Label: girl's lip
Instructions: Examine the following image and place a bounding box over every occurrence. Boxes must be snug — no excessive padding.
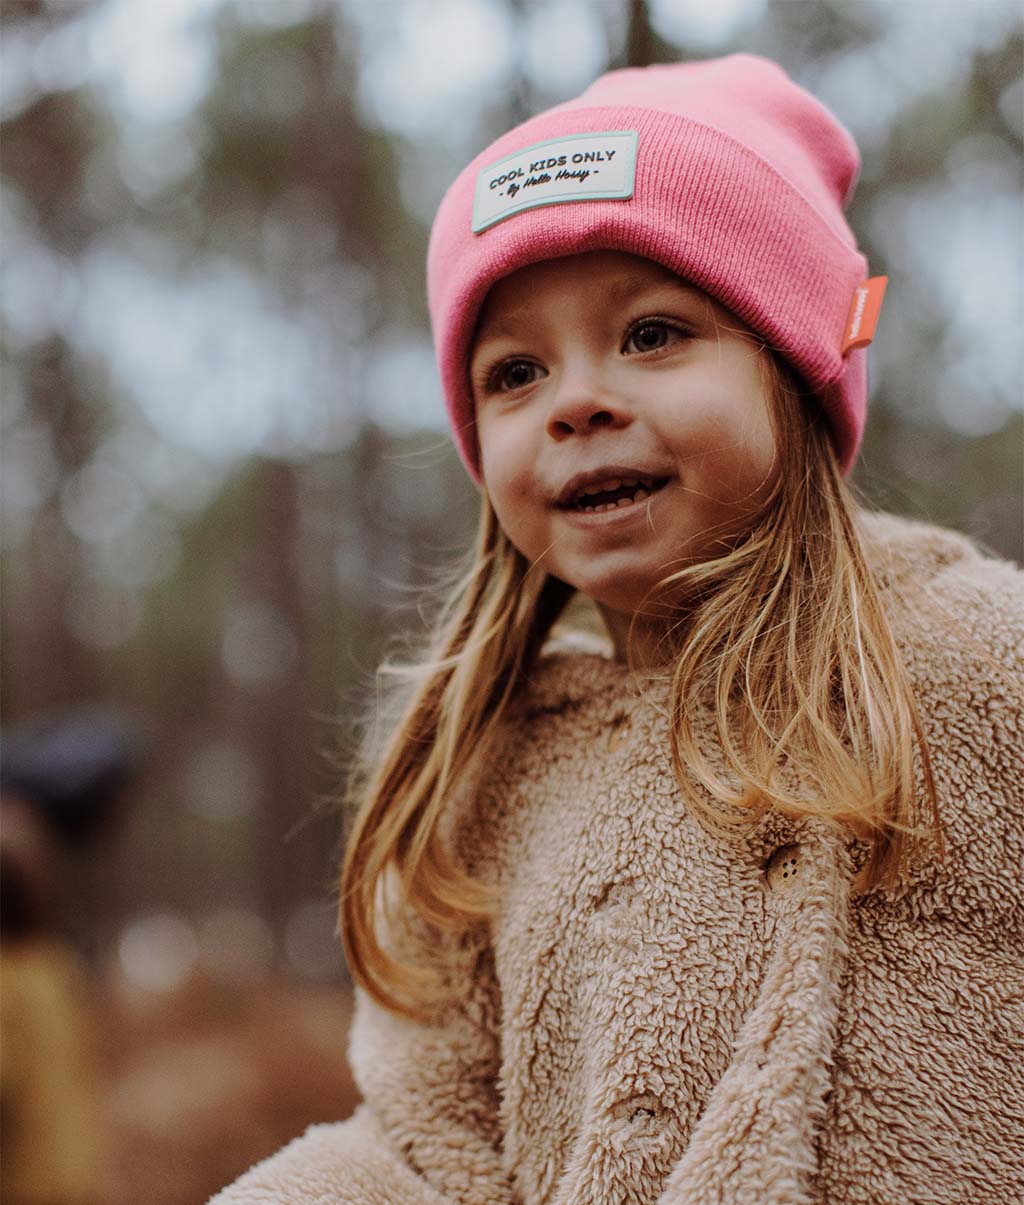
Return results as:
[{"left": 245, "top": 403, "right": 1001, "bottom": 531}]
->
[{"left": 556, "top": 480, "right": 669, "bottom": 528}]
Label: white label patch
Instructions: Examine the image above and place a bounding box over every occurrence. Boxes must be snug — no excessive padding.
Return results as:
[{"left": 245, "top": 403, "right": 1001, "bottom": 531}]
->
[{"left": 472, "top": 130, "right": 638, "bottom": 234}]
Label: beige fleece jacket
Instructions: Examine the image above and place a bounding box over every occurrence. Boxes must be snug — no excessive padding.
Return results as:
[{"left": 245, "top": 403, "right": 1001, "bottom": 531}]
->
[{"left": 211, "top": 510, "right": 1024, "bottom": 1205}]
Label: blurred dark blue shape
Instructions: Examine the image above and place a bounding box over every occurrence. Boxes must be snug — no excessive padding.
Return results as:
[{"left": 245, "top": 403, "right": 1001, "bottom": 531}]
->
[{"left": 1, "top": 703, "right": 149, "bottom": 848}]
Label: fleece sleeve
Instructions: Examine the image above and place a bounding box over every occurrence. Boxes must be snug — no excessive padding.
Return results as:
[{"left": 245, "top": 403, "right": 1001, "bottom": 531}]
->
[
  {"left": 206, "top": 1105, "right": 470, "bottom": 1205},
  {"left": 208, "top": 925, "right": 516, "bottom": 1205}
]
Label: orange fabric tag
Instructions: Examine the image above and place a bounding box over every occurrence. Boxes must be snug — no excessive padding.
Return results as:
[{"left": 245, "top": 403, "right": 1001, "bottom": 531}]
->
[{"left": 841, "top": 276, "right": 888, "bottom": 355}]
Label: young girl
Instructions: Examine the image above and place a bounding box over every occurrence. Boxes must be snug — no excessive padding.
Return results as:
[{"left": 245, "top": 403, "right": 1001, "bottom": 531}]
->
[{"left": 213, "top": 53, "right": 1023, "bottom": 1205}]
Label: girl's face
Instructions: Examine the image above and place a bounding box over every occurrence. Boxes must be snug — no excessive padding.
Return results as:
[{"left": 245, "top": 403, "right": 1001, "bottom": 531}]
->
[{"left": 469, "top": 250, "right": 779, "bottom": 642}]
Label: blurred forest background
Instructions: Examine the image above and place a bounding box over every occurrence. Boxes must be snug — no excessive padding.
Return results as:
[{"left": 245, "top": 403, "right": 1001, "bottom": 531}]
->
[{"left": 1, "top": 0, "right": 1022, "bottom": 1201}]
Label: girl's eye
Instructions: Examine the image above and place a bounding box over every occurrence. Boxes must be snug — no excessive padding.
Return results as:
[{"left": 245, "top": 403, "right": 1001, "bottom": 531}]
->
[
  {"left": 624, "top": 319, "right": 688, "bottom": 355},
  {"left": 497, "top": 360, "right": 540, "bottom": 391},
  {"left": 476, "top": 358, "right": 542, "bottom": 396}
]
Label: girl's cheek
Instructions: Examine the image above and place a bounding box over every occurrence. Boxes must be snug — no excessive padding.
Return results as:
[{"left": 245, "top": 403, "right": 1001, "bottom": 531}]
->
[
  {"left": 657, "top": 407, "right": 719, "bottom": 452},
  {"left": 479, "top": 438, "right": 523, "bottom": 502}
]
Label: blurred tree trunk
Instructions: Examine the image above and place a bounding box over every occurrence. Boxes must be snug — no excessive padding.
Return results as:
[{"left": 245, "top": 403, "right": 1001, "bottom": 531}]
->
[
  {"left": 6, "top": 338, "right": 95, "bottom": 713},
  {"left": 244, "top": 459, "right": 309, "bottom": 925},
  {"left": 625, "top": 0, "right": 657, "bottom": 66}
]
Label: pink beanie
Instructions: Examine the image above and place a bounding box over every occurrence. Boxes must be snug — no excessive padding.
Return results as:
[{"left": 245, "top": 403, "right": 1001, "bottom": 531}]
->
[{"left": 427, "top": 53, "right": 886, "bottom": 485}]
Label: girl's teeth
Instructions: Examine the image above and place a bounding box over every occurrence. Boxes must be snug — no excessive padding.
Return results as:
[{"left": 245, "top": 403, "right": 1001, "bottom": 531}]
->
[
  {"left": 580, "top": 487, "right": 653, "bottom": 513},
  {"left": 575, "top": 476, "right": 660, "bottom": 506}
]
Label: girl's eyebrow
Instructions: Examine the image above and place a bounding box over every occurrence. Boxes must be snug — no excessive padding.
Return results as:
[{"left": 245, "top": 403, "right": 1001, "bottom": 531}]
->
[
  {"left": 473, "top": 274, "right": 702, "bottom": 347},
  {"left": 606, "top": 272, "right": 702, "bottom": 307}
]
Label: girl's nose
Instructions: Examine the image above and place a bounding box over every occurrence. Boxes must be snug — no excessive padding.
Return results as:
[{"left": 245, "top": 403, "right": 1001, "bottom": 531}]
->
[{"left": 545, "top": 370, "right": 632, "bottom": 443}]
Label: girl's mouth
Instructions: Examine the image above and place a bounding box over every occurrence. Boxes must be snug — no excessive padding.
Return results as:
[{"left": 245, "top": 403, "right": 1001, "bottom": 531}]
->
[
  {"left": 557, "top": 476, "right": 670, "bottom": 526},
  {"left": 562, "top": 476, "right": 670, "bottom": 513}
]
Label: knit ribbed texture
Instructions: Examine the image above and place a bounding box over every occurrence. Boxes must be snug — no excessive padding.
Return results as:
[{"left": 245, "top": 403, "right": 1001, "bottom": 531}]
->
[{"left": 427, "top": 54, "right": 873, "bottom": 484}]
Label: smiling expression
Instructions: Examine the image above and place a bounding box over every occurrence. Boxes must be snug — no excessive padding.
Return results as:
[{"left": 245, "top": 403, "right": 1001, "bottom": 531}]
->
[{"left": 468, "top": 250, "right": 780, "bottom": 622}]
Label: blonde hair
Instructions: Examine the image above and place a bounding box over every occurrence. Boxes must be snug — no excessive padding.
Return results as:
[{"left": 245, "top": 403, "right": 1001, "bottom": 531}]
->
[{"left": 337, "top": 348, "right": 945, "bottom": 1023}]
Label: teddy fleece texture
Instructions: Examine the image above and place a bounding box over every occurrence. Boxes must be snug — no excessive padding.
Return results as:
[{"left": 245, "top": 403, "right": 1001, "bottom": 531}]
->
[{"left": 211, "top": 509, "right": 1024, "bottom": 1205}]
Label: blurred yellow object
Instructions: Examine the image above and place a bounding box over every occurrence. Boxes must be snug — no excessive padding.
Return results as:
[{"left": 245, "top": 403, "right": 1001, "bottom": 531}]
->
[{"left": 1, "top": 937, "right": 108, "bottom": 1205}]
